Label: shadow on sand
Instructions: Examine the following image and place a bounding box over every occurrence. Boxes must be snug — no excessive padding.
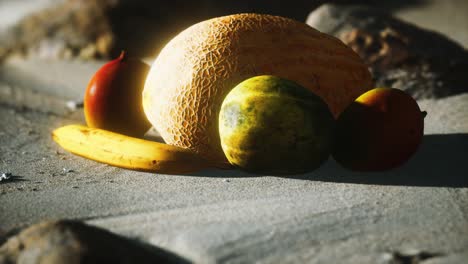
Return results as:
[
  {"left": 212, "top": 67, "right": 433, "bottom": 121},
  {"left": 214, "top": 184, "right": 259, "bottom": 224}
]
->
[
  {"left": 193, "top": 134, "right": 468, "bottom": 188},
  {"left": 0, "top": 175, "right": 29, "bottom": 184}
]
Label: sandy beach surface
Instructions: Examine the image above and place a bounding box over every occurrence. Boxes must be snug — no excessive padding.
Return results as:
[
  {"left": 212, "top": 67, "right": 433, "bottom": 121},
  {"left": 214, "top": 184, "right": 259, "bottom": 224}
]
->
[{"left": 1, "top": 2, "right": 468, "bottom": 263}]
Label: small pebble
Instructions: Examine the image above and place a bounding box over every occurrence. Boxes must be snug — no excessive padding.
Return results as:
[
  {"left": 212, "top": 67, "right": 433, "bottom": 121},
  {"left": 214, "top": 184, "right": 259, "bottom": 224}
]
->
[
  {"left": 378, "top": 252, "right": 394, "bottom": 263},
  {"left": 223, "top": 179, "right": 231, "bottom": 183},
  {"left": 0, "top": 172, "right": 13, "bottom": 182},
  {"left": 63, "top": 168, "right": 74, "bottom": 173},
  {"left": 396, "top": 248, "right": 423, "bottom": 257},
  {"left": 66, "top": 100, "right": 84, "bottom": 111}
]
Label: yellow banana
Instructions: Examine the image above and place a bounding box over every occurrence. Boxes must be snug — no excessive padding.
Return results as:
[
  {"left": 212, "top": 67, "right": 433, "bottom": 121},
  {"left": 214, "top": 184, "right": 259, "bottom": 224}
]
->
[{"left": 52, "top": 124, "right": 215, "bottom": 174}]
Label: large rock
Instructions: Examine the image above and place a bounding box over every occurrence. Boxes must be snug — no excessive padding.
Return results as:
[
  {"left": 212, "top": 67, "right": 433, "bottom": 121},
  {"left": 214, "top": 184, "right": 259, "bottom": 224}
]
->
[
  {"left": 0, "top": 220, "right": 188, "bottom": 264},
  {"left": 0, "top": 0, "right": 372, "bottom": 61},
  {"left": 307, "top": 4, "right": 468, "bottom": 99},
  {"left": 0, "top": 0, "right": 114, "bottom": 61}
]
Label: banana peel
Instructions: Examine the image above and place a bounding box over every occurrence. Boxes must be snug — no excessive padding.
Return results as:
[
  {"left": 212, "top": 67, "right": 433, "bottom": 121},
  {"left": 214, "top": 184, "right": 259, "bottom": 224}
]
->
[{"left": 52, "top": 124, "right": 219, "bottom": 174}]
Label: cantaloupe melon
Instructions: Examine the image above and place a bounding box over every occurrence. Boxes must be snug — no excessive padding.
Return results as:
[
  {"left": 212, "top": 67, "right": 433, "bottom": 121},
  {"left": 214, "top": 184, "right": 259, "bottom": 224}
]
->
[{"left": 143, "top": 13, "right": 372, "bottom": 164}]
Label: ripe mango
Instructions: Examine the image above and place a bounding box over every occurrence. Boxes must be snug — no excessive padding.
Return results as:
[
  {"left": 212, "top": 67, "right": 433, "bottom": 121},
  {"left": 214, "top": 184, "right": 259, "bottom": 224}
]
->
[
  {"left": 84, "top": 51, "right": 151, "bottom": 137},
  {"left": 333, "top": 88, "right": 426, "bottom": 171}
]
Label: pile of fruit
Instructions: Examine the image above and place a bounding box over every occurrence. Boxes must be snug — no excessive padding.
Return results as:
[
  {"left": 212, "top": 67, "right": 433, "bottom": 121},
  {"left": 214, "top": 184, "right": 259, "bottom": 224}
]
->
[{"left": 53, "top": 14, "right": 426, "bottom": 175}]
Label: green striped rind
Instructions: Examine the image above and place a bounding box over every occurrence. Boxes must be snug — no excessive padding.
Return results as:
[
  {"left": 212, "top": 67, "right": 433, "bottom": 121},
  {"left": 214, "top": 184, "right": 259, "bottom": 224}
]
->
[{"left": 219, "top": 75, "right": 335, "bottom": 175}]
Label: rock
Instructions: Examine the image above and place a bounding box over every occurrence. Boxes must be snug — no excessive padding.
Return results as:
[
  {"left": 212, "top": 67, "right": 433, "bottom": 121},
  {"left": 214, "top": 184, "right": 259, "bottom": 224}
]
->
[
  {"left": 0, "top": 0, "right": 372, "bottom": 61},
  {"left": 0, "top": 220, "right": 188, "bottom": 264},
  {"left": 0, "top": 0, "right": 114, "bottom": 61},
  {"left": 307, "top": 4, "right": 468, "bottom": 99}
]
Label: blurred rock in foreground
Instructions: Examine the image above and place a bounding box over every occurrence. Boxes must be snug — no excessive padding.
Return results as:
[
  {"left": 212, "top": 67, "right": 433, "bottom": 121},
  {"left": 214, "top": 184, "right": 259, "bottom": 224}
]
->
[
  {"left": 0, "top": 220, "right": 188, "bottom": 264},
  {"left": 307, "top": 4, "right": 468, "bottom": 99}
]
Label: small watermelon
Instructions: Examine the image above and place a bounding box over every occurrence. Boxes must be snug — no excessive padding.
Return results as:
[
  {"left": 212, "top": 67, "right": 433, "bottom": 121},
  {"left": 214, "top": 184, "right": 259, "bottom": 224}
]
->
[{"left": 219, "top": 75, "right": 335, "bottom": 175}]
